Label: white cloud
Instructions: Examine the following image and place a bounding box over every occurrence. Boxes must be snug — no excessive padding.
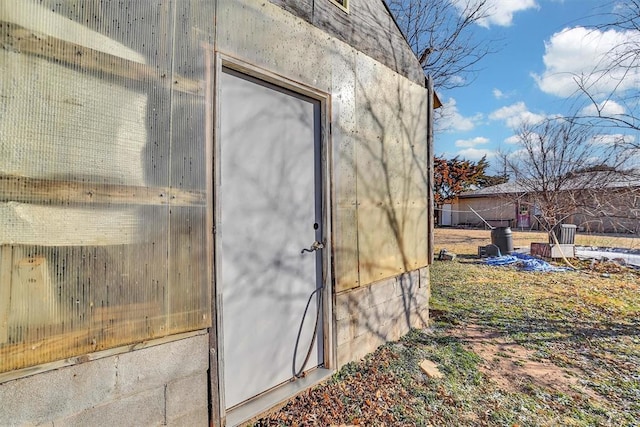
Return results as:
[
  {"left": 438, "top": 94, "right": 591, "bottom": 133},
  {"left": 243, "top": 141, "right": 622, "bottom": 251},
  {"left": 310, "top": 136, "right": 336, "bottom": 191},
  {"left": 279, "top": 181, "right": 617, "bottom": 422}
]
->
[
  {"left": 455, "top": 136, "right": 490, "bottom": 148},
  {"left": 493, "top": 88, "right": 516, "bottom": 100},
  {"left": 453, "top": 0, "right": 539, "bottom": 28},
  {"left": 436, "top": 97, "right": 483, "bottom": 132},
  {"left": 533, "top": 26, "right": 640, "bottom": 97},
  {"left": 504, "top": 135, "right": 522, "bottom": 144},
  {"left": 449, "top": 75, "right": 466, "bottom": 87},
  {"left": 489, "top": 102, "right": 546, "bottom": 128},
  {"left": 507, "top": 147, "right": 527, "bottom": 159},
  {"left": 590, "top": 133, "right": 636, "bottom": 145},
  {"left": 507, "top": 144, "right": 544, "bottom": 161},
  {"left": 457, "top": 147, "right": 496, "bottom": 161},
  {"left": 581, "top": 100, "right": 625, "bottom": 116},
  {"left": 439, "top": 136, "right": 496, "bottom": 161}
]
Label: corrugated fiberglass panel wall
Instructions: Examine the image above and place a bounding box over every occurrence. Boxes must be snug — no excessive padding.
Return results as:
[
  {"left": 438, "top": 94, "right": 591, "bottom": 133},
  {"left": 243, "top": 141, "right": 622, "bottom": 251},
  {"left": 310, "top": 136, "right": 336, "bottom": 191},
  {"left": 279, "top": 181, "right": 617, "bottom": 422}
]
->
[{"left": 0, "top": 0, "right": 213, "bottom": 374}]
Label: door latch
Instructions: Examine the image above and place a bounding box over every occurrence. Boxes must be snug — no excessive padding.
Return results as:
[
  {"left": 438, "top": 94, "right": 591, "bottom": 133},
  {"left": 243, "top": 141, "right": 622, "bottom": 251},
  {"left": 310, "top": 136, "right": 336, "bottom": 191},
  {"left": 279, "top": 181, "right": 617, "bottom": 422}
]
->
[{"left": 301, "top": 241, "right": 324, "bottom": 254}]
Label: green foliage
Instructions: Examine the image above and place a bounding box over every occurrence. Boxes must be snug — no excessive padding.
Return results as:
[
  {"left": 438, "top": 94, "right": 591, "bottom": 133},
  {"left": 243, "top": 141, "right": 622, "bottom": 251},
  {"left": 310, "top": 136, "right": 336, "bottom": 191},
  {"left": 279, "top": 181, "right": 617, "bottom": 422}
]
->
[{"left": 433, "top": 155, "right": 507, "bottom": 206}]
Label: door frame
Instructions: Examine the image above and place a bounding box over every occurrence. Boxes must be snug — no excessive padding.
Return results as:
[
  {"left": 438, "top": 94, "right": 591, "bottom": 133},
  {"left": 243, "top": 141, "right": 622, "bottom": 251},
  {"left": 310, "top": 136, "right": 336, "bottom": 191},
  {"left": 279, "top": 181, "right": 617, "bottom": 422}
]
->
[{"left": 211, "top": 53, "right": 334, "bottom": 423}]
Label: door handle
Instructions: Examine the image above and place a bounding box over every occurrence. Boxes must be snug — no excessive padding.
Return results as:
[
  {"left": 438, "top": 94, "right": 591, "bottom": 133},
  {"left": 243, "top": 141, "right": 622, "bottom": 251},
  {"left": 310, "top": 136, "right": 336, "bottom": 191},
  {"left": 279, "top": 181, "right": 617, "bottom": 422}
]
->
[{"left": 301, "top": 241, "right": 324, "bottom": 254}]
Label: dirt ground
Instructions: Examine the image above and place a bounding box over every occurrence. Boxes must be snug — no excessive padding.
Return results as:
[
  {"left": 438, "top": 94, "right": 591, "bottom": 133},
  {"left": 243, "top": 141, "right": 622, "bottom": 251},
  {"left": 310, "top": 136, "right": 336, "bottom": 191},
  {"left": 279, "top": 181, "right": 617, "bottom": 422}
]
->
[{"left": 444, "top": 322, "right": 602, "bottom": 403}]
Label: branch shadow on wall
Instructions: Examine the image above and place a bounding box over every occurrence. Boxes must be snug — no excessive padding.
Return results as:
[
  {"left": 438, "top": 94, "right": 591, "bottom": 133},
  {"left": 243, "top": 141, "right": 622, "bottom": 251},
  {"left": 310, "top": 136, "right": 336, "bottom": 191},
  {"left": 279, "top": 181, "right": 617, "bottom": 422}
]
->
[{"left": 326, "top": 0, "right": 433, "bottom": 362}]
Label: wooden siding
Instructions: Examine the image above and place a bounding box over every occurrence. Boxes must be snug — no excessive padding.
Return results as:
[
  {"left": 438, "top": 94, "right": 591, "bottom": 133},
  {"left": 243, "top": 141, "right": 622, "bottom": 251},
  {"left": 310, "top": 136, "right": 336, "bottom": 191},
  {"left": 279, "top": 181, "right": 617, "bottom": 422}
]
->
[{"left": 268, "top": 0, "right": 425, "bottom": 85}]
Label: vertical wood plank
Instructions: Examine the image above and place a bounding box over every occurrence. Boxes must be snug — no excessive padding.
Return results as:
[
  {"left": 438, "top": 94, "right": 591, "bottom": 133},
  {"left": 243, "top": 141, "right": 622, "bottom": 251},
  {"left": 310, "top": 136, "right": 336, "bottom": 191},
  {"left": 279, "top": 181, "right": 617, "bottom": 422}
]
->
[{"left": 427, "top": 76, "right": 435, "bottom": 264}]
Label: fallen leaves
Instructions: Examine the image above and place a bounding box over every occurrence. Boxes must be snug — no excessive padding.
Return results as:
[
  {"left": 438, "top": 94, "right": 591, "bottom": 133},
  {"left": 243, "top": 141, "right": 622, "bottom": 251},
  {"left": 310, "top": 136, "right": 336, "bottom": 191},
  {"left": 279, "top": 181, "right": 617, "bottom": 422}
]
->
[{"left": 254, "top": 346, "right": 421, "bottom": 426}]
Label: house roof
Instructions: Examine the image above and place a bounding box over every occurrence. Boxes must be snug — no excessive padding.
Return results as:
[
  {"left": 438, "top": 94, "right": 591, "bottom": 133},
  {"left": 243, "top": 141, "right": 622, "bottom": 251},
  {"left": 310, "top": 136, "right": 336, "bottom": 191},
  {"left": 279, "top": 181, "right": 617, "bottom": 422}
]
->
[
  {"left": 460, "top": 171, "right": 640, "bottom": 198},
  {"left": 459, "top": 181, "right": 526, "bottom": 198}
]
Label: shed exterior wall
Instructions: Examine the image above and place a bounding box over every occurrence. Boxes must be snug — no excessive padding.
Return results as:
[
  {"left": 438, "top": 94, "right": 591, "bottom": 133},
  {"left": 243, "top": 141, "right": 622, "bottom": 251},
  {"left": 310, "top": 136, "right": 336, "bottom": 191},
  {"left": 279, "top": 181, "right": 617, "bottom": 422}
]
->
[
  {"left": 267, "top": 0, "right": 425, "bottom": 85},
  {"left": 0, "top": 0, "right": 213, "bottom": 373},
  {"left": 1, "top": 0, "right": 431, "bottom": 424},
  {"left": 217, "top": 0, "right": 430, "bottom": 290},
  {"left": 217, "top": 0, "right": 430, "bottom": 372}
]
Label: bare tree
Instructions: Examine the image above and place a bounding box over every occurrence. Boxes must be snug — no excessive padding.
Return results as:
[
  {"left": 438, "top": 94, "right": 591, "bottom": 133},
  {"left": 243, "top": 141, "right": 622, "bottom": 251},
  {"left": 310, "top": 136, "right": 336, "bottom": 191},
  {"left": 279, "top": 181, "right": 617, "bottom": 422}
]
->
[
  {"left": 499, "top": 117, "right": 638, "bottom": 236},
  {"left": 387, "top": 0, "right": 494, "bottom": 90},
  {"left": 572, "top": 1, "right": 640, "bottom": 138}
]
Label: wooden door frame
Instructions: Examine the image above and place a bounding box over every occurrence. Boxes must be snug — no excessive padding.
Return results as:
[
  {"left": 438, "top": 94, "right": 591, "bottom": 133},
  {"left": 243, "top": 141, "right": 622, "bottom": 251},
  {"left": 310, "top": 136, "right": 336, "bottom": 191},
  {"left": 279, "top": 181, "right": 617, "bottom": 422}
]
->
[{"left": 210, "top": 53, "right": 334, "bottom": 424}]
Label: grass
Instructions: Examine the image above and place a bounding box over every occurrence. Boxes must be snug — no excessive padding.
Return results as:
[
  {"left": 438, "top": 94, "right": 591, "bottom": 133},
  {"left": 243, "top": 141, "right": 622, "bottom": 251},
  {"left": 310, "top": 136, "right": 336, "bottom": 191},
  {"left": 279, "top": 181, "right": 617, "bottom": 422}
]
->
[
  {"left": 430, "top": 258, "right": 639, "bottom": 420},
  {"left": 255, "top": 228, "right": 640, "bottom": 426},
  {"left": 434, "top": 227, "right": 640, "bottom": 254}
]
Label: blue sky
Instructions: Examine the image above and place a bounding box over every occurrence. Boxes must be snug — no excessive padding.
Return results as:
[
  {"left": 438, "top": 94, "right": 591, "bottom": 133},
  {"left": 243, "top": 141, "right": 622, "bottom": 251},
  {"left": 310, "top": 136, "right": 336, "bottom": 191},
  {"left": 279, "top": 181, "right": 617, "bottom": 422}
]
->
[{"left": 435, "top": 0, "right": 638, "bottom": 173}]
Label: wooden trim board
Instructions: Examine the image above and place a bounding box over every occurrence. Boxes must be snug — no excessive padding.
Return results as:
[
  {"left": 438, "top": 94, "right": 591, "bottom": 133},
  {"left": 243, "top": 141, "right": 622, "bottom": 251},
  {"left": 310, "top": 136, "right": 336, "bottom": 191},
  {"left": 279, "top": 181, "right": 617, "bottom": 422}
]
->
[{"left": 0, "top": 175, "right": 206, "bottom": 207}]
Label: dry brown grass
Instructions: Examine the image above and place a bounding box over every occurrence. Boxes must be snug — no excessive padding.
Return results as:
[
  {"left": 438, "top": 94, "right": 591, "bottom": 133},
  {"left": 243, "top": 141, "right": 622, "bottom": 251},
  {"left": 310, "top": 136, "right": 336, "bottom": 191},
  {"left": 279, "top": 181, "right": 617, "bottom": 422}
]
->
[{"left": 435, "top": 227, "right": 640, "bottom": 255}]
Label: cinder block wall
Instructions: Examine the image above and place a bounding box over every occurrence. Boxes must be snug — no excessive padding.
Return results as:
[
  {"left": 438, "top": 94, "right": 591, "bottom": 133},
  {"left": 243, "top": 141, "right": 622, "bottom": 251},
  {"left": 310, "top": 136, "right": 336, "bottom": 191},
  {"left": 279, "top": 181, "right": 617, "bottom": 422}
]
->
[
  {"left": 335, "top": 267, "right": 429, "bottom": 367},
  {"left": 0, "top": 333, "right": 209, "bottom": 426}
]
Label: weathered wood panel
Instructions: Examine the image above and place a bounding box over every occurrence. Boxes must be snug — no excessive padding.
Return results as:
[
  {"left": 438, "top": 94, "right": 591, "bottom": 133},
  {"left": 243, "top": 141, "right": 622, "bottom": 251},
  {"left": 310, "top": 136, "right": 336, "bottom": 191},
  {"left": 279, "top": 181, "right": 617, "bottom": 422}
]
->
[
  {"left": 268, "top": 0, "right": 314, "bottom": 21},
  {"left": 331, "top": 43, "right": 361, "bottom": 292},
  {"left": 354, "top": 53, "right": 429, "bottom": 286},
  {"left": 0, "top": 175, "right": 206, "bottom": 207},
  {"left": 269, "top": 0, "right": 424, "bottom": 85}
]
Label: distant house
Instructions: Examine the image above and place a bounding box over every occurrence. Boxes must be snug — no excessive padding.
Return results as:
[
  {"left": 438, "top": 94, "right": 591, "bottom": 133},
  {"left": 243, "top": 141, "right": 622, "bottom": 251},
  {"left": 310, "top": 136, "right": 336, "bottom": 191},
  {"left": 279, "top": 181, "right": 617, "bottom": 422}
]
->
[
  {"left": 452, "top": 182, "right": 530, "bottom": 229},
  {"left": 452, "top": 173, "right": 640, "bottom": 233},
  {"left": 0, "top": 1, "right": 434, "bottom": 426}
]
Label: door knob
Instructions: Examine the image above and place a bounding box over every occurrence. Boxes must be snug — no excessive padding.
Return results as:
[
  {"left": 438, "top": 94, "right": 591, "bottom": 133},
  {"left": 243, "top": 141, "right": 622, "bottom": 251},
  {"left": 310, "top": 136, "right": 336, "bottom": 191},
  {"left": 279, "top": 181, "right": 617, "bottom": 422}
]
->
[{"left": 301, "top": 241, "right": 324, "bottom": 254}]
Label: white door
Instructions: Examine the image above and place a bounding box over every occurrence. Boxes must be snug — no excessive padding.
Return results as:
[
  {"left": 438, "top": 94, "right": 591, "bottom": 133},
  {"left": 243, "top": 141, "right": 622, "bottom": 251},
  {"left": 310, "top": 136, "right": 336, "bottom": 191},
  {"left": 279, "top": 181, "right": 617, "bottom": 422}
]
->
[
  {"left": 219, "top": 68, "right": 324, "bottom": 409},
  {"left": 441, "top": 204, "right": 452, "bottom": 226}
]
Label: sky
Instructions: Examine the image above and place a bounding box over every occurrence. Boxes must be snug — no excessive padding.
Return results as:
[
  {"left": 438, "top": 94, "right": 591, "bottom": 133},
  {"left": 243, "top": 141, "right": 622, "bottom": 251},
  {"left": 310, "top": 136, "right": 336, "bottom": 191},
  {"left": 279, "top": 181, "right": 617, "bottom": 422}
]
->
[{"left": 434, "top": 0, "right": 639, "bottom": 174}]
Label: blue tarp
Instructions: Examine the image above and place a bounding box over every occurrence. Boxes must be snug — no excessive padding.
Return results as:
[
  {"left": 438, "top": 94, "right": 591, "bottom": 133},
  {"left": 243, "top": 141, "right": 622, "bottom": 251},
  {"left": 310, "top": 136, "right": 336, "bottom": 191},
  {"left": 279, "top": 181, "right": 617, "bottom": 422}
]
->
[{"left": 485, "top": 252, "right": 572, "bottom": 272}]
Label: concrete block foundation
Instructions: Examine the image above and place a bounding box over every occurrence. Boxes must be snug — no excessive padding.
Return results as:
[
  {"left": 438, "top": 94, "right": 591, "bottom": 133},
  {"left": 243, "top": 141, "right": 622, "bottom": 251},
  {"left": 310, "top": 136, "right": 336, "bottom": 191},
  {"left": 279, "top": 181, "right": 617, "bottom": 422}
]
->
[
  {"left": 0, "top": 333, "right": 209, "bottom": 427},
  {"left": 335, "top": 267, "right": 429, "bottom": 367}
]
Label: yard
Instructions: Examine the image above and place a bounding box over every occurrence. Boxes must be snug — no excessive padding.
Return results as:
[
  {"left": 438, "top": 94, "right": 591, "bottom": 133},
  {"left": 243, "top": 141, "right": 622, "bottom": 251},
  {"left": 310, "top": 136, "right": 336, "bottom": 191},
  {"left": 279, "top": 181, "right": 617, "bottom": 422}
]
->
[{"left": 254, "top": 228, "right": 639, "bottom": 426}]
